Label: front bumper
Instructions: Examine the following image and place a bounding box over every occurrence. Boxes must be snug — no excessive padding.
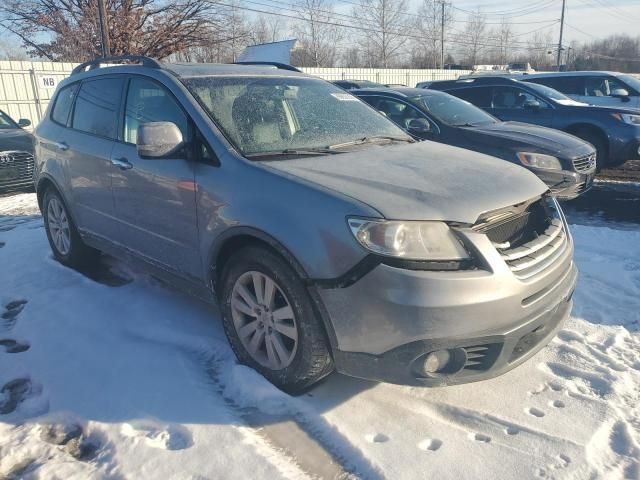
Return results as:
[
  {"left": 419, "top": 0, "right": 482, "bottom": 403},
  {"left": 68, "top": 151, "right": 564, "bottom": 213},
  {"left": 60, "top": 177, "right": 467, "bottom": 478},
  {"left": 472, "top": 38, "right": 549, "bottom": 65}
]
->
[
  {"left": 316, "top": 225, "right": 577, "bottom": 386},
  {"left": 533, "top": 168, "right": 594, "bottom": 200}
]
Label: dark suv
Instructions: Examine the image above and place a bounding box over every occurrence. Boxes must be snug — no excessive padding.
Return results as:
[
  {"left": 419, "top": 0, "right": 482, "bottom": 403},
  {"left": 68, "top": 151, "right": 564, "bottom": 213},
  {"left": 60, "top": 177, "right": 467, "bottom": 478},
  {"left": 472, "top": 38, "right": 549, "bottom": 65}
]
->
[
  {"left": 34, "top": 57, "right": 576, "bottom": 392},
  {"left": 426, "top": 76, "right": 640, "bottom": 169},
  {"left": 353, "top": 87, "right": 596, "bottom": 199}
]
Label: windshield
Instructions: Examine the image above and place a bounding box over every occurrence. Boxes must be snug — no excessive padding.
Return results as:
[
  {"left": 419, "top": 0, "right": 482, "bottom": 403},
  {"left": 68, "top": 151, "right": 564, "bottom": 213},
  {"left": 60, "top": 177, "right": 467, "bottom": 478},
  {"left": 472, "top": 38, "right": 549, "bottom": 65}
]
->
[
  {"left": 0, "top": 111, "right": 18, "bottom": 130},
  {"left": 525, "top": 82, "right": 572, "bottom": 102},
  {"left": 619, "top": 74, "right": 640, "bottom": 93},
  {"left": 415, "top": 94, "right": 497, "bottom": 126},
  {"left": 183, "top": 76, "right": 408, "bottom": 156}
]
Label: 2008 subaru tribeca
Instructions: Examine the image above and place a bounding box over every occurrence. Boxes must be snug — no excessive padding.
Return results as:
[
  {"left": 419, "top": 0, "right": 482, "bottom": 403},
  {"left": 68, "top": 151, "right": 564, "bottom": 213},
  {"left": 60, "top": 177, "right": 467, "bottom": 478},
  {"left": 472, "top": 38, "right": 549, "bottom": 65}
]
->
[{"left": 34, "top": 56, "right": 577, "bottom": 393}]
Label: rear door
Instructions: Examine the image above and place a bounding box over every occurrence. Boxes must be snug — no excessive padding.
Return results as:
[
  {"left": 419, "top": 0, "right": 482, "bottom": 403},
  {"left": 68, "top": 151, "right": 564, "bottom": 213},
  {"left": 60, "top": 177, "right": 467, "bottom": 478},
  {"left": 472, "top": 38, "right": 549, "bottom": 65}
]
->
[
  {"left": 65, "top": 77, "right": 124, "bottom": 239},
  {"left": 110, "top": 75, "right": 201, "bottom": 279}
]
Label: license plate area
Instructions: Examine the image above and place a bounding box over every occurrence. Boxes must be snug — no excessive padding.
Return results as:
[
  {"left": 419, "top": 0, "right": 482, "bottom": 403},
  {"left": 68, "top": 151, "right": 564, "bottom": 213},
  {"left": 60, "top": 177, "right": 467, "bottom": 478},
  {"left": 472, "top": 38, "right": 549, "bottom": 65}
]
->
[{"left": 0, "top": 166, "right": 19, "bottom": 181}]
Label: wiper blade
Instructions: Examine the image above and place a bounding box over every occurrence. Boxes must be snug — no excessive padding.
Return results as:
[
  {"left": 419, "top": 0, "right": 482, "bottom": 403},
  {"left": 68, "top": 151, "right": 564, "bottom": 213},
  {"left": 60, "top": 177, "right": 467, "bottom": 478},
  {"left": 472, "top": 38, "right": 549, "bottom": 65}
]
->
[
  {"left": 245, "top": 148, "right": 337, "bottom": 159},
  {"left": 328, "top": 136, "right": 414, "bottom": 150}
]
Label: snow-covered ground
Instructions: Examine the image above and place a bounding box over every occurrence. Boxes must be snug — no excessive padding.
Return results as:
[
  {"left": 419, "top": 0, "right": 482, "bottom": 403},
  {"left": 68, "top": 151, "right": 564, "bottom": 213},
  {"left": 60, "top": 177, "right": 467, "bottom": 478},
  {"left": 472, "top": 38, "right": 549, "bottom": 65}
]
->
[{"left": 1, "top": 192, "right": 639, "bottom": 480}]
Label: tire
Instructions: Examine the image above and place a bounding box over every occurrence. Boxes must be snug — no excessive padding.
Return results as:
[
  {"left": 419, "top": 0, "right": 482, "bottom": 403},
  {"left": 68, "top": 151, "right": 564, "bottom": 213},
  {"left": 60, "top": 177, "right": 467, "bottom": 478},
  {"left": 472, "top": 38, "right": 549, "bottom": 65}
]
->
[
  {"left": 572, "top": 130, "right": 608, "bottom": 171},
  {"left": 220, "top": 246, "right": 334, "bottom": 394},
  {"left": 42, "top": 188, "right": 98, "bottom": 268}
]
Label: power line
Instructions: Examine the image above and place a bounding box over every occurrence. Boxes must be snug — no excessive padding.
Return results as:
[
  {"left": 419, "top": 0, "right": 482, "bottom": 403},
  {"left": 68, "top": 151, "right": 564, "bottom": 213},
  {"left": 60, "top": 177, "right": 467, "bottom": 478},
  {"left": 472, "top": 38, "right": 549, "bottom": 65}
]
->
[{"left": 450, "top": 0, "right": 558, "bottom": 16}]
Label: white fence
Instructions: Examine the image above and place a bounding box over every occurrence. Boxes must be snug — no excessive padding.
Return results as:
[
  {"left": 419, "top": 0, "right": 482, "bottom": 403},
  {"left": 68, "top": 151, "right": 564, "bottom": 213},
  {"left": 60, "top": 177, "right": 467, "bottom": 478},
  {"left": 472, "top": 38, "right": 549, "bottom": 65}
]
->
[
  {"left": 0, "top": 62, "right": 469, "bottom": 126},
  {"left": 301, "top": 67, "right": 471, "bottom": 86},
  {"left": 0, "top": 61, "right": 78, "bottom": 126}
]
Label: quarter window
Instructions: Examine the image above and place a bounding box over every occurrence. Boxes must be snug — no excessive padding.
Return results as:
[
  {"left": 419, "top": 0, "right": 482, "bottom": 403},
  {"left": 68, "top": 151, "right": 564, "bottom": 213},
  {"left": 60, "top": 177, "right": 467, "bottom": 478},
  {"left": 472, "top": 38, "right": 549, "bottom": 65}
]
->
[
  {"left": 72, "top": 78, "right": 124, "bottom": 139},
  {"left": 124, "top": 78, "right": 188, "bottom": 144},
  {"left": 51, "top": 83, "right": 79, "bottom": 126}
]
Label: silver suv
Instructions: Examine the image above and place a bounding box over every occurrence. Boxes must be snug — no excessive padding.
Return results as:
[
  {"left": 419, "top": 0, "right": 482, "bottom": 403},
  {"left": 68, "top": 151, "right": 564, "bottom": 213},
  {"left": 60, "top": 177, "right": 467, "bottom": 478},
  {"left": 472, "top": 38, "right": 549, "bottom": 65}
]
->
[{"left": 34, "top": 56, "right": 577, "bottom": 393}]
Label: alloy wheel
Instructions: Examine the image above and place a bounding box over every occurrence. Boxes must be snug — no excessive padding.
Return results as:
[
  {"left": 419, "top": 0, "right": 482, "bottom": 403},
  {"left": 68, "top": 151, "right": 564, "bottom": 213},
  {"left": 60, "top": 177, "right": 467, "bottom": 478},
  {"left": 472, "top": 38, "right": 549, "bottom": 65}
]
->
[
  {"left": 47, "top": 197, "right": 71, "bottom": 256},
  {"left": 230, "top": 271, "right": 298, "bottom": 370}
]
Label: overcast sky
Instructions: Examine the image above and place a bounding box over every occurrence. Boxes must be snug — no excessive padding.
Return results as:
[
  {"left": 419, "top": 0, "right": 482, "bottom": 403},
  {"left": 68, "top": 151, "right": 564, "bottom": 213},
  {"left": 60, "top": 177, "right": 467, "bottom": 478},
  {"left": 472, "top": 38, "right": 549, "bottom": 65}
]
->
[{"left": 448, "top": 0, "right": 640, "bottom": 43}]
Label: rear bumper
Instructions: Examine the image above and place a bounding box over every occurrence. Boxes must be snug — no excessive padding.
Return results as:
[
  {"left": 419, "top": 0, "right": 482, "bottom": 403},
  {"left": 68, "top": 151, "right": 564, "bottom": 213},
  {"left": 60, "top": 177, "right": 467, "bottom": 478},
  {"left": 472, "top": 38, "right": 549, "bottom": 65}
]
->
[{"left": 316, "top": 222, "right": 577, "bottom": 386}]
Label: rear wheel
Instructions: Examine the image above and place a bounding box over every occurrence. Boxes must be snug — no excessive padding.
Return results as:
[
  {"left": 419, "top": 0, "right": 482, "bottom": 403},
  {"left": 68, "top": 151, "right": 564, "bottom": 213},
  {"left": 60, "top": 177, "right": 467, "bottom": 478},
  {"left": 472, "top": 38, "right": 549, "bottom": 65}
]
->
[
  {"left": 220, "top": 246, "right": 334, "bottom": 393},
  {"left": 43, "top": 188, "right": 98, "bottom": 268}
]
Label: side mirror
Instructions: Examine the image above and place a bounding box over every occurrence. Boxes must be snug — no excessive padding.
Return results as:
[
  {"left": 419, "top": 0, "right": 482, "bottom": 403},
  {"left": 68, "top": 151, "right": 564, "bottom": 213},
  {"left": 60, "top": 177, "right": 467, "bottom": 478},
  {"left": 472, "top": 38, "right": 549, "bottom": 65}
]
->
[
  {"left": 612, "top": 88, "right": 630, "bottom": 100},
  {"left": 407, "top": 118, "right": 431, "bottom": 135},
  {"left": 523, "top": 100, "right": 541, "bottom": 110},
  {"left": 18, "top": 118, "right": 31, "bottom": 128},
  {"left": 136, "top": 122, "right": 184, "bottom": 158}
]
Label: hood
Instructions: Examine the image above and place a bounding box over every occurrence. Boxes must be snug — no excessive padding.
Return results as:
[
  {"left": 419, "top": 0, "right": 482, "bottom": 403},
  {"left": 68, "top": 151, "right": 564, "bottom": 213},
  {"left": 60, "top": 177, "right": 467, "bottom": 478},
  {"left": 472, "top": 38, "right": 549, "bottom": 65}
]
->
[
  {"left": 0, "top": 129, "right": 34, "bottom": 153},
  {"left": 263, "top": 141, "right": 547, "bottom": 224},
  {"left": 462, "top": 121, "right": 591, "bottom": 157}
]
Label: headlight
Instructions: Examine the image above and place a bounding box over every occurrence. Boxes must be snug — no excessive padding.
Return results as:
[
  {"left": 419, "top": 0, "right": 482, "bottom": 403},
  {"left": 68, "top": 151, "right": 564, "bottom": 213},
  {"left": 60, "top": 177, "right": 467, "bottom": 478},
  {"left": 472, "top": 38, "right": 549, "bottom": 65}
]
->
[
  {"left": 347, "top": 218, "right": 469, "bottom": 260},
  {"left": 516, "top": 152, "right": 562, "bottom": 170},
  {"left": 613, "top": 113, "right": 640, "bottom": 125}
]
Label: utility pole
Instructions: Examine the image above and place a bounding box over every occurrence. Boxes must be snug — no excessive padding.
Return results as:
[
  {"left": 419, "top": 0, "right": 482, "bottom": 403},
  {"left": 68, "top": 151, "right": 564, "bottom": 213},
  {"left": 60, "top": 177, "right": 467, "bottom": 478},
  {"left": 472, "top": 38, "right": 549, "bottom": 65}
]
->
[
  {"left": 556, "top": 0, "right": 566, "bottom": 70},
  {"left": 97, "top": 0, "right": 111, "bottom": 57},
  {"left": 440, "top": 1, "right": 445, "bottom": 69}
]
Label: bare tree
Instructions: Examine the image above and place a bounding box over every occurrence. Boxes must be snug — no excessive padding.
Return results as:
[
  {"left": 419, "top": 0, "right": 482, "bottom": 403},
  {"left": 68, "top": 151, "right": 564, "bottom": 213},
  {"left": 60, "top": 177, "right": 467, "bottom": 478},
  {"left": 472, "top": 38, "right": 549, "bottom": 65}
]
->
[
  {"left": 249, "top": 16, "right": 286, "bottom": 45},
  {"left": 489, "top": 16, "right": 513, "bottom": 65},
  {"left": 354, "top": 0, "right": 409, "bottom": 68},
  {"left": 458, "top": 10, "right": 487, "bottom": 66},
  {"left": 412, "top": 0, "right": 454, "bottom": 69},
  {"left": 341, "top": 46, "right": 364, "bottom": 67},
  {"left": 526, "top": 29, "right": 554, "bottom": 70},
  {"left": 0, "top": 35, "right": 29, "bottom": 60},
  {"left": 291, "top": 0, "right": 343, "bottom": 67},
  {"left": 0, "top": 0, "right": 225, "bottom": 61}
]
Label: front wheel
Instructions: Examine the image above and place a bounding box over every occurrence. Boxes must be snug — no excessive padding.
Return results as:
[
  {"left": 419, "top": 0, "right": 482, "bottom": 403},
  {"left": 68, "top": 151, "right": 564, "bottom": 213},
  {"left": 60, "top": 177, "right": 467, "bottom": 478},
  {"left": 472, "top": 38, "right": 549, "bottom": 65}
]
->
[
  {"left": 220, "top": 246, "right": 334, "bottom": 394},
  {"left": 43, "top": 188, "right": 98, "bottom": 268}
]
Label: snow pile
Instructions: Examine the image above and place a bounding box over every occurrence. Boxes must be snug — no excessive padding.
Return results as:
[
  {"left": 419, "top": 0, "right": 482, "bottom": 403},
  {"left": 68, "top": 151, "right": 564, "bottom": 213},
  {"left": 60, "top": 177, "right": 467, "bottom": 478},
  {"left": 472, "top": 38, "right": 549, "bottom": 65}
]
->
[{"left": 0, "top": 193, "right": 638, "bottom": 479}]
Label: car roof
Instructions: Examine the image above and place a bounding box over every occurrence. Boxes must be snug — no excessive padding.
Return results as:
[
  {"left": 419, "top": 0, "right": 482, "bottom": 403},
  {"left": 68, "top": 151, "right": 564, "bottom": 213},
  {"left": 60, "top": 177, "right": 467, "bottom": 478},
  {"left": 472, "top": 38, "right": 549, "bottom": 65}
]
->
[
  {"left": 521, "top": 71, "right": 623, "bottom": 79},
  {"left": 352, "top": 87, "right": 451, "bottom": 98}
]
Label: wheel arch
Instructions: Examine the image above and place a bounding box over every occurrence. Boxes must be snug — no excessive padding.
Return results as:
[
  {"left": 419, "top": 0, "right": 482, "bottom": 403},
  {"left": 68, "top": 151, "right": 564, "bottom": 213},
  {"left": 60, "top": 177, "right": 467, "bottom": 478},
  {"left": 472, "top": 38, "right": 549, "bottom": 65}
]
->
[{"left": 564, "top": 123, "right": 609, "bottom": 146}]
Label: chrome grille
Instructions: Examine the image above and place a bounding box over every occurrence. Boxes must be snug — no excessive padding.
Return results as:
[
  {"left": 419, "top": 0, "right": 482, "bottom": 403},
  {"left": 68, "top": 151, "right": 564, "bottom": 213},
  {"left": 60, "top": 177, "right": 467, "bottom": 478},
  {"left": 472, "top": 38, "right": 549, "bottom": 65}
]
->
[
  {"left": 572, "top": 153, "right": 596, "bottom": 173},
  {"left": 0, "top": 150, "right": 34, "bottom": 187}
]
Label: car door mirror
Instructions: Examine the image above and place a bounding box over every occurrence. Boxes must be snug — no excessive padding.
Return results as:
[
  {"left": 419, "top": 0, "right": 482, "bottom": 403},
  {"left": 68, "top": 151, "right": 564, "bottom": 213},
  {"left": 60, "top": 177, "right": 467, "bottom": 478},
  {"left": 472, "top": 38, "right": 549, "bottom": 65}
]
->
[
  {"left": 18, "top": 118, "right": 31, "bottom": 128},
  {"left": 523, "top": 99, "right": 541, "bottom": 110},
  {"left": 407, "top": 118, "right": 431, "bottom": 135},
  {"left": 612, "top": 88, "right": 630, "bottom": 100},
  {"left": 137, "top": 122, "right": 184, "bottom": 158}
]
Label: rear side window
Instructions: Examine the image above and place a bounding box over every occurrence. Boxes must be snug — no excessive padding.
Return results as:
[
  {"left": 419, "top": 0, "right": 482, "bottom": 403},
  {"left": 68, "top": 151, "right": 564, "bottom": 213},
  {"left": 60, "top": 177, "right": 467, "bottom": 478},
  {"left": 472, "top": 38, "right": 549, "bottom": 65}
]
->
[
  {"left": 123, "top": 77, "right": 188, "bottom": 144},
  {"left": 529, "top": 76, "right": 583, "bottom": 95},
  {"left": 72, "top": 78, "right": 124, "bottom": 139},
  {"left": 51, "top": 83, "right": 78, "bottom": 126},
  {"left": 450, "top": 87, "right": 492, "bottom": 108}
]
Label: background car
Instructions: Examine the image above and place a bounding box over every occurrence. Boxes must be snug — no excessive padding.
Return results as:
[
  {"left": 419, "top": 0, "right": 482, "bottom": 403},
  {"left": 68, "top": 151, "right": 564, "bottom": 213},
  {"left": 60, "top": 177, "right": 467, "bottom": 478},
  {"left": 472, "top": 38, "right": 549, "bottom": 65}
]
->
[
  {"left": 520, "top": 71, "right": 640, "bottom": 109},
  {"left": 331, "top": 79, "right": 387, "bottom": 90},
  {"left": 425, "top": 76, "right": 640, "bottom": 170},
  {"left": 0, "top": 109, "right": 34, "bottom": 192},
  {"left": 353, "top": 87, "right": 596, "bottom": 200}
]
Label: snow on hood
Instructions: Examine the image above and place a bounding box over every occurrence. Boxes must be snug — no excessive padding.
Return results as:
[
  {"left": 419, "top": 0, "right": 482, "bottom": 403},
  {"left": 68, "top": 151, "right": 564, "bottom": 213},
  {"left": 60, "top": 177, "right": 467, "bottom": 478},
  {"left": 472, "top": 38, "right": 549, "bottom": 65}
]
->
[{"left": 264, "top": 141, "right": 547, "bottom": 224}]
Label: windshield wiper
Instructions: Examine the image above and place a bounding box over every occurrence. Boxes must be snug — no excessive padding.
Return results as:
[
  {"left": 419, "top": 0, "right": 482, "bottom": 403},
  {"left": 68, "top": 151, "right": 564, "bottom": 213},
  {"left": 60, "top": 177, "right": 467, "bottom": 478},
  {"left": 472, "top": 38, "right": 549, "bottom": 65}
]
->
[
  {"left": 328, "top": 135, "right": 414, "bottom": 150},
  {"left": 245, "top": 148, "right": 339, "bottom": 159}
]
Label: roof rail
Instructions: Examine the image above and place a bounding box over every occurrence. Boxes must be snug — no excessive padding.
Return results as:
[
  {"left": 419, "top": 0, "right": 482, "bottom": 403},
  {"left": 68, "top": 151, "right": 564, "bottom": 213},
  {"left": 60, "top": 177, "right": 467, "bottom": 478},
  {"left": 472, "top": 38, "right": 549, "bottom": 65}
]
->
[
  {"left": 233, "top": 61, "right": 302, "bottom": 72},
  {"left": 71, "top": 55, "right": 163, "bottom": 76}
]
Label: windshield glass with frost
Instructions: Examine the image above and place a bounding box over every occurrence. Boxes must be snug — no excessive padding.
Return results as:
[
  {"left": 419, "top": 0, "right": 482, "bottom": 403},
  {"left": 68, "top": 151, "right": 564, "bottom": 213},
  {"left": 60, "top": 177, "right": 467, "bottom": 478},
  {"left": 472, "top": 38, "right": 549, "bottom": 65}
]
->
[{"left": 183, "top": 76, "right": 408, "bottom": 156}]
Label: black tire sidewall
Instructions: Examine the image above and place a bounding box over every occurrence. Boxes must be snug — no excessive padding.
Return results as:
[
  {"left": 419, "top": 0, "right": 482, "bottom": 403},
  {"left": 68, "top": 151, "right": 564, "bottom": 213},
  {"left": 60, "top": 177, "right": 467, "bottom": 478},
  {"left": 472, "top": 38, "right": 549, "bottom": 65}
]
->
[{"left": 220, "top": 247, "right": 332, "bottom": 393}]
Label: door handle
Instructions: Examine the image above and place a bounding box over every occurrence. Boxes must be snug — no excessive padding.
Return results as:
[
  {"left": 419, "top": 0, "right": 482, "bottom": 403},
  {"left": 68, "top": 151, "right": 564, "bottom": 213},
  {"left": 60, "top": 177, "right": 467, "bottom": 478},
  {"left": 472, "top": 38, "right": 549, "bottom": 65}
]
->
[
  {"left": 55, "top": 141, "right": 69, "bottom": 151},
  {"left": 111, "top": 157, "right": 133, "bottom": 170}
]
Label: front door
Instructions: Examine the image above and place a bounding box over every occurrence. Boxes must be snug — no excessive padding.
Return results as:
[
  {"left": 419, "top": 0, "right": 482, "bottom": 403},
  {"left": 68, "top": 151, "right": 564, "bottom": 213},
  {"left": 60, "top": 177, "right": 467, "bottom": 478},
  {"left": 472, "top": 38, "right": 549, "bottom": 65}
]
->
[
  {"left": 486, "top": 86, "right": 554, "bottom": 127},
  {"left": 110, "top": 76, "right": 202, "bottom": 280}
]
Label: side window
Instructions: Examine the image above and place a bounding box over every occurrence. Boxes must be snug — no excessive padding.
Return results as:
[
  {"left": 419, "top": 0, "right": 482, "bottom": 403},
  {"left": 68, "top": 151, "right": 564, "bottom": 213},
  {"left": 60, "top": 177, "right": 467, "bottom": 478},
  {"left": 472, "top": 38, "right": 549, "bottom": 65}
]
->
[
  {"left": 605, "top": 77, "right": 627, "bottom": 95},
  {"left": 72, "top": 78, "right": 124, "bottom": 139},
  {"left": 585, "top": 77, "right": 611, "bottom": 97},
  {"left": 491, "top": 86, "right": 549, "bottom": 109},
  {"left": 51, "top": 83, "right": 79, "bottom": 126},
  {"left": 452, "top": 87, "right": 492, "bottom": 108},
  {"left": 124, "top": 77, "right": 189, "bottom": 144},
  {"left": 533, "top": 77, "right": 583, "bottom": 95},
  {"left": 375, "top": 97, "right": 423, "bottom": 129}
]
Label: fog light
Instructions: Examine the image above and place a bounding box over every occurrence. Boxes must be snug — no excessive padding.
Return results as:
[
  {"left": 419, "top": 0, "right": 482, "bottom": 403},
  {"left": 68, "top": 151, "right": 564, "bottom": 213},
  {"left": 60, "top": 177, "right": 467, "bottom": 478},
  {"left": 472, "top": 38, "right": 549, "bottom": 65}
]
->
[{"left": 422, "top": 350, "right": 451, "bottom": 374}]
